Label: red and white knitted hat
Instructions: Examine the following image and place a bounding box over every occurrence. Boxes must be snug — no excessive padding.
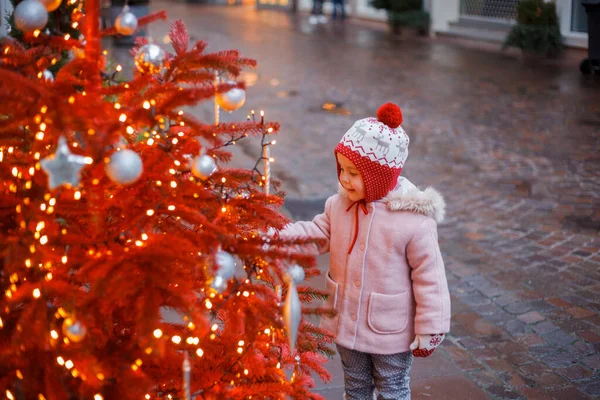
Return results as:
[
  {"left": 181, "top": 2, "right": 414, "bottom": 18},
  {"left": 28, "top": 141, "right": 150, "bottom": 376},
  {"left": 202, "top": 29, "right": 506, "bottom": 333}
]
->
[{"left": 334, "top": 103, "right": 409, "bottom": 203}]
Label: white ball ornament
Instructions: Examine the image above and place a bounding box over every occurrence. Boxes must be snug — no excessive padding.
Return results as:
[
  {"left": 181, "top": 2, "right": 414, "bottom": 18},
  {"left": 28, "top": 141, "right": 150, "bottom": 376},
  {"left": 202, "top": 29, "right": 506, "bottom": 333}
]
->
[
  {"left": 39, "top": 0, "right": 62, "bottom": 12},
  {"left": 42, "top": 69, "right": 53, "bottom": 82},
  {"left": 191, "top": 155, "right": 217, "bottom": 180},
  {"left": 215, "top": 250, "right": 236, "bottom": 279},
  {"left": 14, "top": 0, "right": 48, "bottom": 33},
  {"left": 211, "top": 250, "right": 236, "bottom": 292},
  {"left": 106, "top": 149, "right": 143, "bottom": 185},
  {"left": 134, "top": 43, "right": 167, "bottom": 75},
  {"left": 115, "top": 6, "right": 138, "bottom": 36},
  {"left": 286, "top": 265, "right": 306, "bottom": 284},
  {"left": 216, "top": 82, "right": 246, "bottom": 112}
]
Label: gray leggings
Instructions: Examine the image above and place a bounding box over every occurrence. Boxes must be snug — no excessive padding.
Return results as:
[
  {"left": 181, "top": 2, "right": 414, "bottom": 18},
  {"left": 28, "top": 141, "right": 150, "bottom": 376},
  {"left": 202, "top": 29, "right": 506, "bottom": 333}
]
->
[{"left": 337, "top": 344, "right": 413, "bottom": 400}]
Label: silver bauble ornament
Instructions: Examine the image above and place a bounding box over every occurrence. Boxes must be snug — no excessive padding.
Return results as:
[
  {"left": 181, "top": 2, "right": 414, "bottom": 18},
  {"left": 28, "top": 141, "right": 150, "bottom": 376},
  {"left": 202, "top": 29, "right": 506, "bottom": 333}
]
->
[
  {"left": 284, "top": 281, "right": 301, "bottom": 351},
  {"left": 39, "top": 0, "right": 62, "bottom": 12},
  {"left": 14, "top": 0, "right": 48, "bottom": 33},
  {"left": 62, "top": 317, "right": 87, "bottom": 343},
  {"left": 216, "top": 83, "right": 246, "bottom": 112},
  {"left": 114, "top": 6, "right": 138, "bottom": 36},
  {"left": 106, "top": 149, "right": 143, "bottom": 185},
  {"left": 210, "top": 275, "right": 228, "bottom": 293},
  {"left": 42, "top": 69, "right": 53, "bottom": 82},
  {"left": 191, "top": 155, "right": 217, "bottom": 180},
  {"left": 134, "top": 43, "right": 167, "bottom": 75},
  {"left": 211, "top": 250, "right": 236, "bottom": 292},
  {"left": 215, "top": 250, "right": 236, "bottom": 280}
]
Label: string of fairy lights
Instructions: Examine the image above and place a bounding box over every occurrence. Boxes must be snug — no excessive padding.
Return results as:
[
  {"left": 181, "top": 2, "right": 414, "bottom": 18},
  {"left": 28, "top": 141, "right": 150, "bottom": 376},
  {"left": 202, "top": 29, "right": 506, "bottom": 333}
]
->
[
  {"left": 0, "top": 0, "right": 310, "bottom": 398},
  {"left": 1, "top": 100, "right": 286, "bottom": 400}
]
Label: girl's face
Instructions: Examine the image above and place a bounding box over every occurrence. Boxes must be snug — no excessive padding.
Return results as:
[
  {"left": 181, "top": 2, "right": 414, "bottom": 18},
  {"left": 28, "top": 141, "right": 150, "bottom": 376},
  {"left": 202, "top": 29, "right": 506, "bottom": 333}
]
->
[{"left": 337, "top": 153, "right": 365, "bottom": 202}]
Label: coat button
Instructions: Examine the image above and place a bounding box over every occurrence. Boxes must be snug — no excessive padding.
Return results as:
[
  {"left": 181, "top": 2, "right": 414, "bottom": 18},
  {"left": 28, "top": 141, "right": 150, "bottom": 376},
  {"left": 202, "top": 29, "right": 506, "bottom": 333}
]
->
[
  {"left": 359, "top": 243, "right": 365, "bottom": 251},
  {"left": 355, "top": 280, "right": 360, "bottom": 288},
  {"left": 351, "top": 314, "right": 357, "bottom": 321}
]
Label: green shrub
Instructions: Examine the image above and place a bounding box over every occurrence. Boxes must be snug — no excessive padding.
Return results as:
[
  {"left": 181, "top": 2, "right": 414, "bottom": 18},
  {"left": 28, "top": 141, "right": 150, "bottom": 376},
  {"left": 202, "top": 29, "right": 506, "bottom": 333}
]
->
[
  {"left": 504, "top": 0, "right": 564, "bottom": 55},
  {"left": 370, "top": 0, "right": 429, "bottom": 33}
]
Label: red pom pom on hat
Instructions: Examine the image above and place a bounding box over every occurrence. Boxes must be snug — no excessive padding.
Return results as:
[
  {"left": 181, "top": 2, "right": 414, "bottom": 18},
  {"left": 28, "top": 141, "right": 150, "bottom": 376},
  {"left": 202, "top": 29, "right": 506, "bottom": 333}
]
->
[{"left": 376, "top": 102, "right": 403, "bottom": 129}]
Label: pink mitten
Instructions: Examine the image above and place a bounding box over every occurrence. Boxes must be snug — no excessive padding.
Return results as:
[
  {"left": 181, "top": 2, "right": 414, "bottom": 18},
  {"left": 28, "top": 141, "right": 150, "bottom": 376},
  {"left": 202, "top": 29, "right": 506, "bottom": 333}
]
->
[{"left": 409, "top": 334, "right": 445, "bottom": 357}]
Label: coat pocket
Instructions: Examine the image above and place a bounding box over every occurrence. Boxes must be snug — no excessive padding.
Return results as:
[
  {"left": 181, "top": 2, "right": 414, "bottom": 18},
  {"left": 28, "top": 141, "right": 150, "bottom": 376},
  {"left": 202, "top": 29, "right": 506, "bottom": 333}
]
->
[
  {"left": 367, "top": 291, "right": 409, "bottom": 334},
  {"left": 324, "top": 272, "right": 339, "bottom": 312}
]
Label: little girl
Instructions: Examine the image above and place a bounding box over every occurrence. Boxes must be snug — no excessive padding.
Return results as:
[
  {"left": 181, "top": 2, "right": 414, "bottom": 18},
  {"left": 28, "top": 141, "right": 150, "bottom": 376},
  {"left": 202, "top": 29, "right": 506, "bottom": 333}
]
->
[{"left": 282, "top": 103, "right": 451, "bottom": 399}]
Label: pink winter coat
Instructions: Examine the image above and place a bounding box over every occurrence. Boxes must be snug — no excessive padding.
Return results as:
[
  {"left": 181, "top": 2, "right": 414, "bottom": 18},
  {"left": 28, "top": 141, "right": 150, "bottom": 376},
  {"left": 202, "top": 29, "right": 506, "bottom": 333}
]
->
[{"left": 283, "top": 177, "right": 451, "bottom": 355}]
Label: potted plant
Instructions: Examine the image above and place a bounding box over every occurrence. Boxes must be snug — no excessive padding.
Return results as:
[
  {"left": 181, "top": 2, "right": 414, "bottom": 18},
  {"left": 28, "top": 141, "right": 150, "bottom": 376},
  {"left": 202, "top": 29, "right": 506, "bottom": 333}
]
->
[
  {"left": 370, "top": 0, "right": 429, "bottom": 36},
  {"left": 503, "top": 0, "right": 564, "bottom": 58}
]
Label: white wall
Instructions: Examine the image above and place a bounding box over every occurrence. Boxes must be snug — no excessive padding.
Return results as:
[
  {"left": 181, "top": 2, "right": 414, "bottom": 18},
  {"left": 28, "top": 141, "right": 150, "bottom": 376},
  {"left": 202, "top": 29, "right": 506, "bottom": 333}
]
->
[
  {"left": 429, "top": 0, "right": 459, "bottom": 33},
  {"left": 555, "top": 0, "right": 588, "bottom": 49}
]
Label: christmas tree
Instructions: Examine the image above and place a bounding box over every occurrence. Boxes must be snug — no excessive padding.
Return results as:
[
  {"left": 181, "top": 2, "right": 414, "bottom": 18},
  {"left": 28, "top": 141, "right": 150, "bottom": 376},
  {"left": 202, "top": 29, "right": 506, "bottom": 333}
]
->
[{"left": 0, "top": 0, "right": 333, "bottom": 398}]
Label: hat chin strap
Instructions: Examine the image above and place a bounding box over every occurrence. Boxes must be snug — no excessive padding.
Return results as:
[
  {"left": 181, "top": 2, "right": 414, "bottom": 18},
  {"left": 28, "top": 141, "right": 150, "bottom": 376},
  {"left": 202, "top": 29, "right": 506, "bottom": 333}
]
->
[{"left": 345, "top": 199, "right": 368, "bottom": 254}]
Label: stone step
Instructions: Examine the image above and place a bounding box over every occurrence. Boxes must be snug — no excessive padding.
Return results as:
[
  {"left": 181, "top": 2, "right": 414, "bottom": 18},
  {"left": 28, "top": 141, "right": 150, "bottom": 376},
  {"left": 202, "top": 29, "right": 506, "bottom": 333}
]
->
[{"left": 446, "top": 18, "right": 513, "bottom": 44}]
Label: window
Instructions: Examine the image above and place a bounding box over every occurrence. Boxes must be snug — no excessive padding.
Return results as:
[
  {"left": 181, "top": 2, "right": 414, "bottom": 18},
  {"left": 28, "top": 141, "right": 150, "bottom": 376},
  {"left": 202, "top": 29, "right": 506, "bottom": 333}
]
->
[{"left": 571, "top": 0, "right": 588, "bottom": 33}]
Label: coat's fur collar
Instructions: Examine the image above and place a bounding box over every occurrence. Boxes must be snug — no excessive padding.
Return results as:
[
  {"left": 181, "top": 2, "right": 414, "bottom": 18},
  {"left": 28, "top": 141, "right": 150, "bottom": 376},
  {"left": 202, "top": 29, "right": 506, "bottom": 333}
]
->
[{"left": 338, "top": 177, "right": 446, "bottom": 223}]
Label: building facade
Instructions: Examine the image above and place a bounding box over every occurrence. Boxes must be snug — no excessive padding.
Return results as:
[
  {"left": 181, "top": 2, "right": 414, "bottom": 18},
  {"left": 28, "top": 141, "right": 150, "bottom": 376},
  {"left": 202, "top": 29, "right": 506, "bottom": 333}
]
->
[
  {"left": 427, "top": 0, "right": 588, "bottom": 48},
  {"left": 2, "top": 0, "right": 590, "bottom": 49},
  {"left": 290, "top": 0, "right": 589, "bottom": 49}
]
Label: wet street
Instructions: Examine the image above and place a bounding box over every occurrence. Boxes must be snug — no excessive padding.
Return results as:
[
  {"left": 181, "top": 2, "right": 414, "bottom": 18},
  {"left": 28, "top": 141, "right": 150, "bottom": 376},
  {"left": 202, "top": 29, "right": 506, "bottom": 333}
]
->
[{"left": 109, "top": 1, "right": 600, "bottom": 398}]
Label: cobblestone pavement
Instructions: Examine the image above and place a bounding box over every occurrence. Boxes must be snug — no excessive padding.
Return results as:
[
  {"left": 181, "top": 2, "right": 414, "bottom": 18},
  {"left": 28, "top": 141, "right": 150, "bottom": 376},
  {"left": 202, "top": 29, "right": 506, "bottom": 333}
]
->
[{"left": 111, "top": 1, "right": 600, "bottom": 398}]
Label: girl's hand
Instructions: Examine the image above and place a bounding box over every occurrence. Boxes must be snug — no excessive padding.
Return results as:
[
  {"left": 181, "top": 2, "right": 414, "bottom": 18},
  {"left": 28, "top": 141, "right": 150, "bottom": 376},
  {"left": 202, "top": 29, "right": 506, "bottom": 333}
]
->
[{"left": 409, "top": 333, "right": 445, "bottom": 357}]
